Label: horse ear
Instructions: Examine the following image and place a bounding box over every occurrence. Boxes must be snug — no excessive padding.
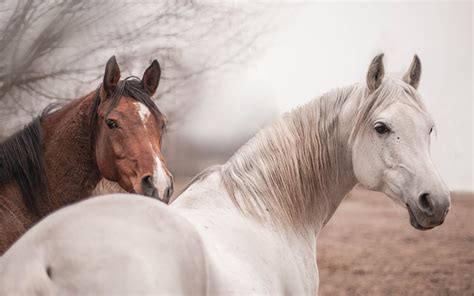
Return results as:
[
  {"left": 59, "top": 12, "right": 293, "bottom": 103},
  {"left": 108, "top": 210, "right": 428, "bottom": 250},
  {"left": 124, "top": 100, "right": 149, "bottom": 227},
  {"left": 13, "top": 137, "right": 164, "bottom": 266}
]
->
[
  {"left": 142, "top": 60, "right": 161, "bottom": 96},
  {"left": 366, "top": 53, "right": 385, "bottom": 93},
  {"left": 402, "top": 54, "right": 422, "bottom": 89},
  {"left": 103, "top": 55, "right": 121, "bottom": 97}
]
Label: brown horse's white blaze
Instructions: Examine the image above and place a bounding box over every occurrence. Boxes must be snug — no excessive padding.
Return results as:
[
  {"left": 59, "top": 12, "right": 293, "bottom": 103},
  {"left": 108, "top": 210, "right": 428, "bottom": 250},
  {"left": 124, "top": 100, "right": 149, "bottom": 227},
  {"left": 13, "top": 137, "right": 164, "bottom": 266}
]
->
[{"left": 135, "top": 102, "right": 173, "bottom": 202}]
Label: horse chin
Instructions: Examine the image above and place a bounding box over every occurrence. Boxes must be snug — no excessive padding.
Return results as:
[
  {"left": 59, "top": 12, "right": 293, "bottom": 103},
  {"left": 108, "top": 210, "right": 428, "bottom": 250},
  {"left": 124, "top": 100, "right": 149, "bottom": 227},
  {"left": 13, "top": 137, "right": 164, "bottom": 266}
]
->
[
  {"left": 406, "top": 204, "right": 435, "bottom": 231},
  {"left": 134, "top": 184, "right": 162, "bottom": 201},
  {"left": 144, "top": 188, "right": 160, "bottom": 200}
]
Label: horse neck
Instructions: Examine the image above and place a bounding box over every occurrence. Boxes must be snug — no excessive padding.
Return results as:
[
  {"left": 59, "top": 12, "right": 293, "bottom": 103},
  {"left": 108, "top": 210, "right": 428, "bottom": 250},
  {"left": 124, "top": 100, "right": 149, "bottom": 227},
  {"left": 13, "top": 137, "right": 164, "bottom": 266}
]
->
[
  {"left": 221, "top": 85, "right": 363, "bottom": 235},
  {"left": 39, "top": 91, "right": 101, "bottom": 214}
]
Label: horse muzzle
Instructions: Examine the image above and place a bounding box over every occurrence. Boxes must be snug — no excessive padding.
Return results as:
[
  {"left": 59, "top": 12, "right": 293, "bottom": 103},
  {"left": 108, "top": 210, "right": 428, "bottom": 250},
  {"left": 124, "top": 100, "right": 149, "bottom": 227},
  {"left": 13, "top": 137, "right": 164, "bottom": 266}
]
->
[
  {"left": 140, "top": 175, "right": 173, "bottom": 204},
  {"left": 406, "top": 191, "right": 451, "bottom": 230}
]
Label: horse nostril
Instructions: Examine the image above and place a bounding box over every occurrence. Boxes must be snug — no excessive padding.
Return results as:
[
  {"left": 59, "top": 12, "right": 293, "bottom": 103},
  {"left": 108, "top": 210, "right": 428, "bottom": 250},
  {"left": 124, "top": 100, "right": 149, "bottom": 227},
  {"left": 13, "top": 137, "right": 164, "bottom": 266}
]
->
[
  {"left": 141, "top": 175, "right": 157, "bottom": 198},
  {"left": 141, "top": 175, "right": 152, "bottom": 186},
  {"left": 163, "top": 184, "right": 174, "bottom": 203},
  {"left": 418, "top": 192, "right": 434, "bottom": 216},
  {"left": 444, "top": 207, "right": 450, "bottom": 216}
]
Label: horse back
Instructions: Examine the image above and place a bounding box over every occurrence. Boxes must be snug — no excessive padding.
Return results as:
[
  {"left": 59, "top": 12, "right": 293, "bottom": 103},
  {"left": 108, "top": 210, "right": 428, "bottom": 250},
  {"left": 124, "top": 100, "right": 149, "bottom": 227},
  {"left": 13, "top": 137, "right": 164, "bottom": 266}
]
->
[{"left": 0, "top": 194, "right": 208, "bottom": 295}]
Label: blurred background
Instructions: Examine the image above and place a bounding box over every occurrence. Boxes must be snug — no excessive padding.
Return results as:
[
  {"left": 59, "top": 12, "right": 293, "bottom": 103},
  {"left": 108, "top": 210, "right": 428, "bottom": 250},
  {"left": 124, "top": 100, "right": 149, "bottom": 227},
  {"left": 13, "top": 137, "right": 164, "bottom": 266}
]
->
[{"left": 0, "top": 1, "right": 472, "bottom": 295}]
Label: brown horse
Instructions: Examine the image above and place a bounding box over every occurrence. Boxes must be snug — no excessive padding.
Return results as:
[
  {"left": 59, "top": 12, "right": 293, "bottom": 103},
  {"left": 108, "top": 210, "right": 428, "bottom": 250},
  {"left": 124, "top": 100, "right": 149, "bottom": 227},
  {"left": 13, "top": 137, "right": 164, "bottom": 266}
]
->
[{"left": 0, "top": 56, "right": 173, "bottom": 254}]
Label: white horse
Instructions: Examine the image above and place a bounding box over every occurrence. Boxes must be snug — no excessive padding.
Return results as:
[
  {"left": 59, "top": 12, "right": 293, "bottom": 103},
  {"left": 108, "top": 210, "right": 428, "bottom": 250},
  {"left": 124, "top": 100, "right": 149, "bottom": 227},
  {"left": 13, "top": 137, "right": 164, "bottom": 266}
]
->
[{"left": 0, "top": 54, "right": 450, "bottom": 295}]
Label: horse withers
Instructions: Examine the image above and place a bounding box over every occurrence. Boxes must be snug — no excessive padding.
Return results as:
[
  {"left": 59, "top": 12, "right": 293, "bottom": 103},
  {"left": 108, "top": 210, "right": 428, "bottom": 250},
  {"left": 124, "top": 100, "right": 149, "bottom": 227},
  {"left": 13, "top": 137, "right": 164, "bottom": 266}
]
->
[
  {"left": 0, "top": 54, "right": 450, "bottom": 294},
  {"left": 0, "top": 56, "right": 173, "bottom": 254}
]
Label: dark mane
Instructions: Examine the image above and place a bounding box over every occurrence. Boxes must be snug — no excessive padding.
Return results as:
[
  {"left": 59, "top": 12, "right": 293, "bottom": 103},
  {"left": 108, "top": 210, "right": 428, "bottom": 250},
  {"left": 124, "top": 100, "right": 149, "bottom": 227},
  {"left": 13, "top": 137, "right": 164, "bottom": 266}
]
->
[
  {"left": 89, "top": 77, "right": 163, "bottom": 144},
  {"left": 0, "top": 114, "right": 49, "bottom": 214}
]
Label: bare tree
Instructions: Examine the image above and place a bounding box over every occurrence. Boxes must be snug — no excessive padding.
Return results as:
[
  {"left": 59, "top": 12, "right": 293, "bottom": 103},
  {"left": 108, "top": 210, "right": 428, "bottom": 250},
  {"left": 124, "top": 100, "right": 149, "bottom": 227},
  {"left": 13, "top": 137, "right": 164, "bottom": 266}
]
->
[{"left": 0, "top": 0, "right": 275, "bottom": 134}]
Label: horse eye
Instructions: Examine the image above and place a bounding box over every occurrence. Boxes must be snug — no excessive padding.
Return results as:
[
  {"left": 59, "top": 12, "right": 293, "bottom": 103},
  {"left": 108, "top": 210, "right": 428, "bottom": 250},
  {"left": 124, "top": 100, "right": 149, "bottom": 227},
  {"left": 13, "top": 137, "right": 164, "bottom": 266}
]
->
[
  {"left": 429, "top": 127, "right": 433, "bottom": 134},
  {"left": 106, "top": 119, "right": 118, "bottom": 129},
  {"left": 374, "top": 122, "right": 390, "bottom": 134}
]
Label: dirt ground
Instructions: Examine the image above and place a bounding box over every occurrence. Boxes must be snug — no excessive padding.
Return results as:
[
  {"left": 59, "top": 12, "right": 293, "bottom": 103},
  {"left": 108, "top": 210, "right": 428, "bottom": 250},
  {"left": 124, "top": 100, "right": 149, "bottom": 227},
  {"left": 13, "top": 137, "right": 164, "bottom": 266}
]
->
[
  {"left": 175, "top": 179, "right": 473, "bottom": 295},
  {"left": 317, "top": 189, "right": 473, "bottom": 296}
]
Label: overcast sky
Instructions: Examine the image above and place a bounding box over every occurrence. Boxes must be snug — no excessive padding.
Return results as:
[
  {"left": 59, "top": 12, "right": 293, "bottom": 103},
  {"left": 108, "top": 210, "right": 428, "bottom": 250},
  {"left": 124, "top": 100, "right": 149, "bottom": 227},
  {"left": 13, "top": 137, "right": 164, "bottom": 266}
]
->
[{"left": 180, "top": 1, "right": 473, "bottom": 191}]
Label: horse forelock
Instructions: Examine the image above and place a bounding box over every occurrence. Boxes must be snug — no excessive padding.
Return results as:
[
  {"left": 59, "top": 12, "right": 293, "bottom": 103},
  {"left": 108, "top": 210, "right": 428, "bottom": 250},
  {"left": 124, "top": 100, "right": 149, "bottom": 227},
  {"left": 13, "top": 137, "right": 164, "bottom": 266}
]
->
[
  {"left": 104, "top": 77, "right": 162, "bottom": 120},
  {"left": 349, "top": 77, "right": 428, "bottom": 145}
]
